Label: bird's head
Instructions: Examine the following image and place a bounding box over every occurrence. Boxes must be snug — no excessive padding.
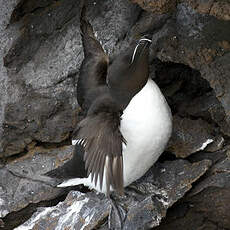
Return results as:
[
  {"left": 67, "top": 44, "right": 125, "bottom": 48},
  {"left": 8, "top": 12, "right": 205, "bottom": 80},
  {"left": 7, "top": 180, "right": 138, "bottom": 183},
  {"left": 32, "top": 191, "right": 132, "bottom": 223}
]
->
[{"left": 107, "top": 37, "right": 152, "bottom": 108}]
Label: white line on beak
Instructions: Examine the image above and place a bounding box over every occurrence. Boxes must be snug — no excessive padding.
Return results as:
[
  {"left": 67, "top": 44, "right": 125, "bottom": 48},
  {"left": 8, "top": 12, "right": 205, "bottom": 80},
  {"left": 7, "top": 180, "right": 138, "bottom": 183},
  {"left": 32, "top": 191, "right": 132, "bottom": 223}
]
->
[{"left": 131, "top": 38, "right": 152, "bottom": 63}]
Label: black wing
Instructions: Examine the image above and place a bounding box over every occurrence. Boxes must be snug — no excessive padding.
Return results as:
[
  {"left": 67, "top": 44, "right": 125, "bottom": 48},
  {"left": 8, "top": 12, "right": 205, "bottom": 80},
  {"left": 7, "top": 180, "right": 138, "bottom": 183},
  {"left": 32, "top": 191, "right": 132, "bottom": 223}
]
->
[
  {"left": 75, "top": 95, "right": 125, "bottom": 195},
  {"left": 77, "top": 7, "right": 109, "bottom": 111}
]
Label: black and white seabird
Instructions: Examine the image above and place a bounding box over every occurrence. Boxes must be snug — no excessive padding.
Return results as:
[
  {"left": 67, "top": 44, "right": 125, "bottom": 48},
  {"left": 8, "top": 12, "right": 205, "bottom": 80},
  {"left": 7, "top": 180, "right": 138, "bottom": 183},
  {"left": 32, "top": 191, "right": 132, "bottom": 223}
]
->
[{"left": 47, "top": 9, "right": 172, "bottom": 196}]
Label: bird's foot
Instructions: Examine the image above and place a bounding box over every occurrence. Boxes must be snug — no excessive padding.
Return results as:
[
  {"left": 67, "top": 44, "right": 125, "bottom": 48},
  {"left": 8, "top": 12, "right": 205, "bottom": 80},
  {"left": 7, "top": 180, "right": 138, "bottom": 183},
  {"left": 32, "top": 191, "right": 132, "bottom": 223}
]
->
[{"left": 108, "top": 195, "right": 126, "bottom": 229}]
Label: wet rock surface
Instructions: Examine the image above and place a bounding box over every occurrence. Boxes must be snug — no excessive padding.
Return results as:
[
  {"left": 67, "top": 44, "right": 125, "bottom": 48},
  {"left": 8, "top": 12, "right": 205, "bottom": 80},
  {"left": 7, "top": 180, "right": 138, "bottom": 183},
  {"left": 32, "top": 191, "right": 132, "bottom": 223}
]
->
[
  {"left": 15, "top": 159, "right": 211, "bottom": 230},
  {"left": 0, "top": 0, "right": 230, "bottom": 229}
]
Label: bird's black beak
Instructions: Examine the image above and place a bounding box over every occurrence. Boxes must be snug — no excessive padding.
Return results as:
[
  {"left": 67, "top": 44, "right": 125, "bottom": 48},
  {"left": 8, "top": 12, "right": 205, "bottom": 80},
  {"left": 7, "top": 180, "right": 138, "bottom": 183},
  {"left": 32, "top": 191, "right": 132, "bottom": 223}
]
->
[{"left": 131, "top": 37, "right": 152, "bottom": 64}]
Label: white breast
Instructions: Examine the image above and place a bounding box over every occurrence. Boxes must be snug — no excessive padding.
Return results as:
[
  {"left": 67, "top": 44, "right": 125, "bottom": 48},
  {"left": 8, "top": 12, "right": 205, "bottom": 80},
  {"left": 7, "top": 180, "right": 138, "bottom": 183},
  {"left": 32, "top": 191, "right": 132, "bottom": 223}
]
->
[
  {"left": 58, "top": 79, "right": 172, "bottom": 193},
  {"left": 121, "top": 79, "right": 172, "bottom": 186}
]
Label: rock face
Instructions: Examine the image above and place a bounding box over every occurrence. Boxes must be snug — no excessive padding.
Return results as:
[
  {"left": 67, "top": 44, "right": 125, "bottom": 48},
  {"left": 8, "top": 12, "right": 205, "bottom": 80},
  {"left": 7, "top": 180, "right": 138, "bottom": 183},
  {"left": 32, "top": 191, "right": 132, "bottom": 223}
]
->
[
  {"left": 178, "top": 92, "right": 230, "bottom": 137},
  {"left": 151, "top": 3, "right": 230, "bottom": 126},
  {"left": 156, "top": 152, "right": 230, "bottom": 230},
  {"left": 182, "top": 0, "right": 230, "bottom": 21},
  {"left": 133, "top": 0, "right": 230, "bottom": 21},
  {"left": 168, "top": 115, "right": 214, "bottom": 158},
  {"left": 0, "top": 145, "right": 74, "bottom": 219},
  {"left": 0, "top": 0, "right": 230, "bottom": 229},
  {"left": 15, "top": 159, "right": 211, "bottom": 230},
  {"left": 130, "top": 0, "right": 177, "bottom": 14}
]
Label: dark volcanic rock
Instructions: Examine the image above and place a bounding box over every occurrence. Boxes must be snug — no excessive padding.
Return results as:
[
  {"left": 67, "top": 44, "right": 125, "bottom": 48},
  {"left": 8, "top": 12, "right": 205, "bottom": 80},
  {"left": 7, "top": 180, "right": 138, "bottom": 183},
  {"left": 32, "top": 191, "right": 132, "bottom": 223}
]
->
[
  {"left": 0, "top": 145, "right": 74, "bottom": 218},
  {"left": 130, "top": 0, "right": 177, "bottom": 14},
  {"left": 167, "top": 115, "right": 214, "bottom": 158},
  {"left": 15, "top": 159, "right": 211, "bottom": 229},
  {"left": 4, "top": 0, "right": 82, "bottom": 70},
  {"left": 151, "top": 2, "right": 230, "bottom": 129},
  {"left": 1, "top": 0, "right": 83, "bottom": 157},
  {"left": 132, "top": 0, "right": 230, "bottom": 21},
  {"left": 156, "top": 187, "right": 230, "bottom": 230},
  {"left": 189, "top": 156, "right": 230, "bottom": 196},
  {"left": 183, "top": 0, "right": 230, "bottom": 21},
  {"left": 156, "top": 157, "right": 230, "bottom": 230},
  {"left": 178, "top": 92, "right": 230, "bottom": 137},
  {"left": 187, "top": 145, "right": 228, "bottom": 167}
]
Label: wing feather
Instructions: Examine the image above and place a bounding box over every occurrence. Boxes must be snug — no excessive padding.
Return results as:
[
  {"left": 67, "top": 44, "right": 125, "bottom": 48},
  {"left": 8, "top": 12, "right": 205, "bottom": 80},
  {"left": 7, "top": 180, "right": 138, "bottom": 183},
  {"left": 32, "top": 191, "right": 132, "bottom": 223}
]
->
[
  {"left": 78, "top": 7, "right": 109, "bottom": 110},
  {"left": 75, "top": 102, "right": 125, "bottom": 195}
]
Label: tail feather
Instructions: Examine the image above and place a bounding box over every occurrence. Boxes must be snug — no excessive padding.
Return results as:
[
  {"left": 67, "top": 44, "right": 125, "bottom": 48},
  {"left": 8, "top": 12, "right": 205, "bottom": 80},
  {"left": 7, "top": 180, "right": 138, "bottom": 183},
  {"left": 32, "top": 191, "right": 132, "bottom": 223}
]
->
[
  {"left": 57, "top": 178, "right": 86, "bottom": 188},
  {"left": 45, "top": 144, "right": 87, "bottom": 180}
]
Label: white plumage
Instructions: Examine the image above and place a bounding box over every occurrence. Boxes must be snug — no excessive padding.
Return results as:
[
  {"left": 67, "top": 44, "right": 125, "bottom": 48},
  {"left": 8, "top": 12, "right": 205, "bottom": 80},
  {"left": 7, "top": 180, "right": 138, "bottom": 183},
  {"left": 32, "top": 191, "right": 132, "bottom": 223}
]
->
[{"left": 58, "top": 79, "right": 172, "bottom": 193}]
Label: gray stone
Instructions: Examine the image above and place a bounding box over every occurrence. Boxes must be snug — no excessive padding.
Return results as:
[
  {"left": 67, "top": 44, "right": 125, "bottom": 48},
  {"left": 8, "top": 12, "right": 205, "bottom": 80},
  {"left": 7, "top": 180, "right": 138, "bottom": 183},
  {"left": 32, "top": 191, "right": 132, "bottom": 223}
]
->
[
  {"left": 178, "top": 92, "right": 230, "bottom": 137},
  {"left": 130, "top": 0, "right": 177, "bottom": 14},
  {"left": 156, "top": 187, "right": 230, "bottom": 230},
  {"left": 0, "top": 0, "right": 21, "bottom": 155},
  {"left": 167, "top": 115, "right": 214, "bottom": 158},
  {"left": 156, "top": 156, "right": 230, "bottom": 230},
  {"left": 15, "top": 159, "right": 211, "bottom": 229},
  {"left": 130, "top": 0, "right": 230, "bottom": 21},
  {"left": 0, "top": 145, "right": 74, "bottom": 218},
  {"left": 151, "top": 3, "right": 230, "bottom": 131},
  {"left": 188, "top": 145, "right": 228, "bottom": 166},
  {"left": 182, "top": 0, "right": 230, "bottom": 21},
  {"left": 189, "top": 156, "right": 230, "bottom": 196}
]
